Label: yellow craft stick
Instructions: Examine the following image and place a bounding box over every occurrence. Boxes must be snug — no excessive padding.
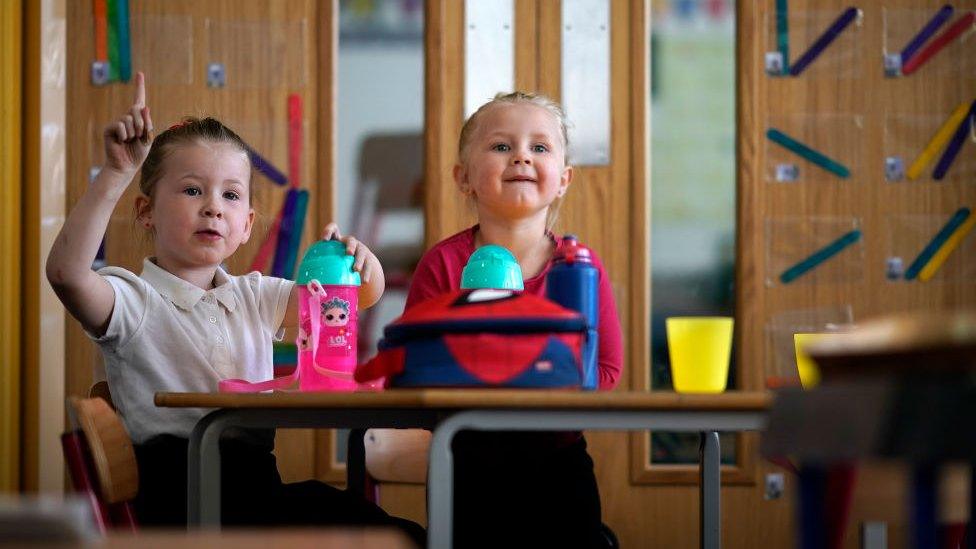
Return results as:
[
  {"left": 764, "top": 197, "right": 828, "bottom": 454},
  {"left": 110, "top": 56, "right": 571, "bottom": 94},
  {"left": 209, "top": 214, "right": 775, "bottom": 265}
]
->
[
  {"left": 907, "top": 102, "right": 971, "bottom": 181},
  {"left": 918, "top": 215, "right": 976, "bottom": 282}
]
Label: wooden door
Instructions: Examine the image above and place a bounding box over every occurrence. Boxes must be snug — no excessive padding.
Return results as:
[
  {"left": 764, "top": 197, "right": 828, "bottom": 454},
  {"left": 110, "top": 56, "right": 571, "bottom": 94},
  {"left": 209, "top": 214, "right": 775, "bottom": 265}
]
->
[{"left": 63, "top": 0, "right": 337, "bottom": 483}]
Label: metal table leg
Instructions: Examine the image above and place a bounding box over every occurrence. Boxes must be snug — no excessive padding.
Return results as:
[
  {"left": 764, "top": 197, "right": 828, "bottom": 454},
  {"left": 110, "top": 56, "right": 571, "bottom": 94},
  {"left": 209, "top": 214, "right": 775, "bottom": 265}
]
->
[
  {"left": 700, "top": 431, "right": 721, "bottom": 549},
  {"left": 428, "top": 410, "right": 761, "bottom": 549},
  {"left": 186, "top": 408, "right": 438, "bottom": 529}
]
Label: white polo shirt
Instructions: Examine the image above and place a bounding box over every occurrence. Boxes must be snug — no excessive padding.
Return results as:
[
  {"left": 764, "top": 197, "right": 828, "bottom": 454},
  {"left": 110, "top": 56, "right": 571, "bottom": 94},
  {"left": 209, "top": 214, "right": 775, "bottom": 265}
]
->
[{"left": 89, "top": 258, "right": 294, "bottom": 443}]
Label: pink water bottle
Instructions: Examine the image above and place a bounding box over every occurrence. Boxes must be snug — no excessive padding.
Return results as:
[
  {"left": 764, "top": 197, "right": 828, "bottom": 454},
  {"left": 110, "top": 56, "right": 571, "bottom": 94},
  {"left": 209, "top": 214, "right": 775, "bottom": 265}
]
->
[{"left": 295, "top": 240, "right": 361, "bottom": 391}]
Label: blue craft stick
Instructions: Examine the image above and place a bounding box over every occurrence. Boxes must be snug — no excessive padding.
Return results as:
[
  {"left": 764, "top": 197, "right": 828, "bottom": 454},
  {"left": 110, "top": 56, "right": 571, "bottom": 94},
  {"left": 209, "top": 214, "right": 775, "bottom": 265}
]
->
[
  {"left": 900, "top": 4, "right": 954, "bottom": 66},
  {"left": 246, "top": 146, "right": 288, "bottom": 186},
  {"left": 282, "top": 190, "right": 309, "bottom": 279},
  {"left": 115, "top": 0, "right": 131, "bottom": 81},
  {"left": 271, "top": 189, "right": 299, "bottom": 278},
  {"left": 932, "top": 101, "right": 976, "bottom": 181},
  {"left": 780, "top": 229, "right": 862, "bottom": 284},
  {"left": 789, "top": 7, "right": 859, "bottom": 77},
  {"left": 904, "top": 207, "right": 972, "bottom": 280},
  {"left": 766, "top": 128, "right": 851, "bottom": 178},
  {"left": 776, "top": 0, "right": 790, "bottom": 73}
]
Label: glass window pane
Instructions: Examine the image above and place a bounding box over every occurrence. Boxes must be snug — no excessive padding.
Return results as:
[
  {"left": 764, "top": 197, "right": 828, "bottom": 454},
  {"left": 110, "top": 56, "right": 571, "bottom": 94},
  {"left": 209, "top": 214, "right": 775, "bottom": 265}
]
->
[
  {"left": 335, "top": 0, "right": 425, "bottom": 465},
  {"left": 649, "top": 0, "right": 737, "bottom": 466}
]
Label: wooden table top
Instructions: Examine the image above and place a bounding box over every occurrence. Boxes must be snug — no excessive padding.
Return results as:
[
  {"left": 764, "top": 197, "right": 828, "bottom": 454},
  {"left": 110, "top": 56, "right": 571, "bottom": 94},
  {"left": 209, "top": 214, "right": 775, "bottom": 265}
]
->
[
  {"left": 99, "top": 528, "right": 414, "bottom": 548},
  {"left": 155, "top": 389, "right": 772, "bottom": 411}
]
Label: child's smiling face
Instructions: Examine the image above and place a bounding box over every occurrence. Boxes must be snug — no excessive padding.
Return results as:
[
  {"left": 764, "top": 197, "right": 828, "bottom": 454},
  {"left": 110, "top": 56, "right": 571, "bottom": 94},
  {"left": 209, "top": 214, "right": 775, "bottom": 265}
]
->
[
  {"left": 455, "top": 103, "right": 572, "bottom": 222},
  {"left": 142, "top": 141, "right": 254, "bottom": 270}
]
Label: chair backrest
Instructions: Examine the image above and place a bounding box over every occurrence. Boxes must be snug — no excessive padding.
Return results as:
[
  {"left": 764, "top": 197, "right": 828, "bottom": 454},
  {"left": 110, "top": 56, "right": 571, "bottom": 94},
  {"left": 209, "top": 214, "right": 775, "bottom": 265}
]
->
[
  {"left": 350, "top": 132, "right": 424, "bottom": 276},
  {"left": 68, "top": 397, "right": 138, "bottom": 505},
  {"left": 88, "top": 380, "right": 114, "bottom": 410}
]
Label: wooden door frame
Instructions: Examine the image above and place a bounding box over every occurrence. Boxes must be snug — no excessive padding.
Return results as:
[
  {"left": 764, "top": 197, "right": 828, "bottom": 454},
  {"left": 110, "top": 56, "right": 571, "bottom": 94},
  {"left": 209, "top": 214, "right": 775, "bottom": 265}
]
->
[{"left": 1, "top": 0, "right": 23, "bottom": 492}]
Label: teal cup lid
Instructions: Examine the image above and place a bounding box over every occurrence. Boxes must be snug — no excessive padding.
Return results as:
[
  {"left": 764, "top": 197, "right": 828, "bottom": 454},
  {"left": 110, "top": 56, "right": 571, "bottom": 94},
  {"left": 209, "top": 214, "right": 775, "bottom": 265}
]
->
[
  {"left": 295, "top": 240, "right": 362, "bottom": 286},
  {"left": 461, "top": 245, "right": 524, "bottom": 290}
]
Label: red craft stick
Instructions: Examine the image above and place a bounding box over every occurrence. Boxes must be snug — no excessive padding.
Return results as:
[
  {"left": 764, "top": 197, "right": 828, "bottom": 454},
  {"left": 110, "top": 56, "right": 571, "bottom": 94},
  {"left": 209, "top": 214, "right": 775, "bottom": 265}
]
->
[
  {"left": 93, "top": 0, "right": 108, "bottom": 61},
  {"left": 288, "top": 94, "right": 303, "bottom": 189},
  {"left": 902, "top": 11, "right": 976, "bottom": 76}
]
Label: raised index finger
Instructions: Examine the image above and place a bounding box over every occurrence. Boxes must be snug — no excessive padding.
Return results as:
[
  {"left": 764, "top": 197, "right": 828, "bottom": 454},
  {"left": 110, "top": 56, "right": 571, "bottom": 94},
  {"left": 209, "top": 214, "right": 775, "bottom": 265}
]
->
[{"left": 133, "top": 71, "right": 146, "bottom": 107}]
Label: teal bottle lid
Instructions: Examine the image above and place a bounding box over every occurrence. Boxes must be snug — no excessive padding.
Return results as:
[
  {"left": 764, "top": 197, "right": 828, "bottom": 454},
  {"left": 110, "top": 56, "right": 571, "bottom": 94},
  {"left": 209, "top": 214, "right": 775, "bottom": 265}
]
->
[
  {"left": 295, "top": 240, "right": 361, "bottom": 286},
  {"left": 461, "top": 244, "right": 524, "bottom": 290}
]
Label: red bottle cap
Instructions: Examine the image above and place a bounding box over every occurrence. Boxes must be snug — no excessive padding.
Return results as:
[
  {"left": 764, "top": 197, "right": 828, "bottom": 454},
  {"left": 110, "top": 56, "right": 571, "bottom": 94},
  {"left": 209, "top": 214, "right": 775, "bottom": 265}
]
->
[{"left": 554, "top": 234, "right": 592, "bottom": 265}]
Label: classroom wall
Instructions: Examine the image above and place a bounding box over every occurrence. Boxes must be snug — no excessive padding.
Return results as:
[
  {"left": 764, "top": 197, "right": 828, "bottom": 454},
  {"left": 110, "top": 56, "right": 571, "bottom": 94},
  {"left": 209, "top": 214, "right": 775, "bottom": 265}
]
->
[{"left": 738, "top": 0, "right": 976, "bottom": 545}]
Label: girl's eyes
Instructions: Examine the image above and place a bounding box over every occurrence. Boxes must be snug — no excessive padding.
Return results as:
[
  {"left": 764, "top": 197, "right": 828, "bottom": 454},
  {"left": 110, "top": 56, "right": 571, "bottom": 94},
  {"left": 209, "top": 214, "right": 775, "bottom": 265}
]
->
[
  {"left": 489, "top": 143, "right": 550, "bottom": 153},
  {"left": 182, "top": 187, "right": 242, "bottom": 201}
]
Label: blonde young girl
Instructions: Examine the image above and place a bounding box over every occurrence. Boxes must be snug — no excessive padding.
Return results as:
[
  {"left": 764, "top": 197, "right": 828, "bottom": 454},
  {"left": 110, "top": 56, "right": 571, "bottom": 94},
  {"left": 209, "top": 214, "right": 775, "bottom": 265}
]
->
[
  {"left": 405, "top": 92, "right": 623, "bottom": 547},
  {"left": 46, "top": 73, "right": 421, "bottom": 540}
]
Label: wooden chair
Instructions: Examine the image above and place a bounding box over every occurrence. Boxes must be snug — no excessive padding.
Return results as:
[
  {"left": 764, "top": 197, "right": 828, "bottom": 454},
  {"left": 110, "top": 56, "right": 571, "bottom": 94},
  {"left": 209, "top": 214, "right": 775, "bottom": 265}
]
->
[
  {"left": 346, "top": 428, "right": 429, "bottom": 505},
  {"left": 62, "top": 389, "right": 138, "bottom": 532}
]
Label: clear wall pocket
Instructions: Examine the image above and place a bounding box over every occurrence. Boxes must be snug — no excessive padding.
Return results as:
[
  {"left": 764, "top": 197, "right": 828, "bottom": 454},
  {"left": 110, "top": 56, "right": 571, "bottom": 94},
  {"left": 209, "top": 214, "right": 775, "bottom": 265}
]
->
[
  {"left": 205, "top": 18, "right": 308, "bottom": 89},
  {"left": 765, "top": 114, "right": 863, "bottom": 183},
  {"left": 765, "top": 217, "right": 864, "bottom": 286},
  {"left": 884, "top": 104, "right": 976, "bottom": 183},
  {"left": 883, "top": 7, "right": 976, "bottom": 78},
  {"left": 765, "top": 6, "right": 864, "bottom": 78},
  {"left": 764, "top": 305, "right": 854, "bottom": 389},
  {"left": 130, "top": 14, "right": 193, "bottom": 85},
  {"left": 885, "top": 208, "right": 976, "bottom": 284}
]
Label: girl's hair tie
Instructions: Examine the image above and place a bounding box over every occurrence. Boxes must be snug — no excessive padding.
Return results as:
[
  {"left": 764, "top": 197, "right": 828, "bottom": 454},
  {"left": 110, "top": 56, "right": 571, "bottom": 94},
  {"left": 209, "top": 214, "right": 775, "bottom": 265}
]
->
[{"left": 167, "top": 120, "right": 190, "bottom": 131}]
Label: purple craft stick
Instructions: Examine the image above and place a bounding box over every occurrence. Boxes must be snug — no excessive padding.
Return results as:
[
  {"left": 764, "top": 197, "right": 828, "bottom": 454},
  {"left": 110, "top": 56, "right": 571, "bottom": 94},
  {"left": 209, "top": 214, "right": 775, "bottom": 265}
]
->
[
  {"left": 933, "top": 101, "right": 976, "bottom": 180},
  {"left": 246, "top": 146, "right": 288, "bottom": 186},
  {"left": 900, "top": 5, "right": 954, "bottom": 66},
  {"left": 271, "top": 189, "right": 299, "bottom": 277},
  {"left": 789, "top": 7, "right": 860, "bottom": 77}
]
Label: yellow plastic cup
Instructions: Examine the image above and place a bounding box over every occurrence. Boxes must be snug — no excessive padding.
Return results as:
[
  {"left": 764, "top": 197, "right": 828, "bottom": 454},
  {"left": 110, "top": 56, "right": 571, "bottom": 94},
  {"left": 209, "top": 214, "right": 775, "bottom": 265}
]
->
[
  {"left": 666, "top": 317, "right": 734, "bottom": 393},
  {"left": 792, "top": 333, "right": 823, "bottom": 389}
]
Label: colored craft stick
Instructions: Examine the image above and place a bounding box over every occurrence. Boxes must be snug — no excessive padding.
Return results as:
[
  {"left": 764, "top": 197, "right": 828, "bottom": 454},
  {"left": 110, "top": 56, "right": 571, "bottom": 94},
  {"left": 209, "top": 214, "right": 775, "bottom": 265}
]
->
[
  {"left": 902, "top": 11, "right": 976, "bottom": 76},
  {"left": 114, "top": 0, "right": 131, "bottom": 81},
  {"left": 780, "top": 229, "right": 862, "bottom": 284},
  {"left": 776, "top": 0, "right": 790, "bottom": 73},
  {"left": 246, "top": 146, "right": 288, "bottom": 186},
  {"left": 106, "top": 0, "right": 120, "bottom": 81},
  {"left": 282, "top": 190, "right": 310, "bottom": 279},
  {"left": 288, "top": 94, "right": 303, "bottom": 189},
  {"left": 906, "top": 102, "right": 971, "bottom": 180},
  {"left": 93, "top": 0, "right": 108, "bottom": 61},
  {"left": 789, "top": 7, "right": 860, "bottom": 77},
  {"left": 904, "top": 207, "right": 971, "bottom": 280},
  {"left": 932, "top": 104, "right": 975, "bottom": 180},
  {"left": 271, "top": 189, "right": 300, "bottom": 278},
  {"left": 900, "top": 5, "right": 954, "bottom": 66},
  {"left": 918, "top": 214, "right": 976, "bottom": 282},
  {"left": 766, "top": 128, "right": 851, "bottom": 178},
  {"left": 249, "top": 214, "right": 282, "bottom": 273}
]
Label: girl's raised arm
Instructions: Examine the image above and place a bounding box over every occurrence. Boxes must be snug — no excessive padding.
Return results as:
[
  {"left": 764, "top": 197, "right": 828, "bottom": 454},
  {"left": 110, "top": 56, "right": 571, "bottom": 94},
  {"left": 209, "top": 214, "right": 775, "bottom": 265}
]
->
[{"left": 46, "top": 72, "right": 154, "bottom": 336}]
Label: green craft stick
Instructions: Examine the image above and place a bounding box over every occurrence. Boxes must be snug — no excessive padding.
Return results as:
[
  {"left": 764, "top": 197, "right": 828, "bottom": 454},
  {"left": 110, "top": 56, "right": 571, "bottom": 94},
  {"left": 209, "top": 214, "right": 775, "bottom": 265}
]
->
[
  {"left": 776, "top": 0, "right": 790, "bottom": 73},
  {"left": 767, "top": 128, "right": 850, "bottom": 178},
  {"left": 106, "top": 0, "right": 120, "bottom": 81}
]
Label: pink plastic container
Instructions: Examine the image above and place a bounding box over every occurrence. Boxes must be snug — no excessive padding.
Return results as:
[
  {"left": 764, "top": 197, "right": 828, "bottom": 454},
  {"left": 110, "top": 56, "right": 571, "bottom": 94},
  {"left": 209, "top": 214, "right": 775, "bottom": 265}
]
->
[{"left": 298, "top": 282, "right": 359, "bottom": 391}]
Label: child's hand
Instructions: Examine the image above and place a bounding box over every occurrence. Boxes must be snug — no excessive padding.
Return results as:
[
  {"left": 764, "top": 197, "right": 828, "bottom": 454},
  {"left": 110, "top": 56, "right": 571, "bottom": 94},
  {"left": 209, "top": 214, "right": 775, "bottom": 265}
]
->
[
  {"left": 322, "top": 222, "right": 380, "bottom": 283},
  {"left": 102, "top": 71, "right": 153, "bottom": 178}
]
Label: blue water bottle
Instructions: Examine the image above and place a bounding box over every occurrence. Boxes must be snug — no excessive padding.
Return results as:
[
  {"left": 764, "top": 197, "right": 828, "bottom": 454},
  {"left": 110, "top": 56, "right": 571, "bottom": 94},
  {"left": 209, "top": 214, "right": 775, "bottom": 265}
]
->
[{"left": 546, "top": 235, "right": 599, "bottom": 390}]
